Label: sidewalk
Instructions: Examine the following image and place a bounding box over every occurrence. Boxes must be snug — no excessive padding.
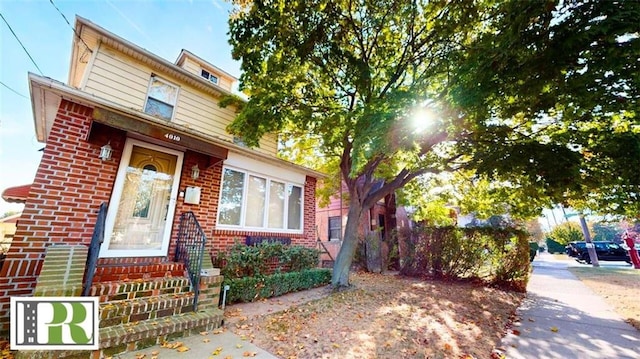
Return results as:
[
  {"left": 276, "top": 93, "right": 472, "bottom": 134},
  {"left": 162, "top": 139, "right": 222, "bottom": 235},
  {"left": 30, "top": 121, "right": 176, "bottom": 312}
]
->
[{"left": 499, "top": 253, "right": 640, "bottom": 359}]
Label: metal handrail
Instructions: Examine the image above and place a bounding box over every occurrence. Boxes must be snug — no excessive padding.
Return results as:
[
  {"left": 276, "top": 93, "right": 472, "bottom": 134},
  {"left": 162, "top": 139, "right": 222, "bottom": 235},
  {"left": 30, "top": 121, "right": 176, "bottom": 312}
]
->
[
  {"left": 175, "top": 211, "right": 207, "bottom": 311},
  {"left": 83, "top": 202, "right": 108, "bottom": 296}
]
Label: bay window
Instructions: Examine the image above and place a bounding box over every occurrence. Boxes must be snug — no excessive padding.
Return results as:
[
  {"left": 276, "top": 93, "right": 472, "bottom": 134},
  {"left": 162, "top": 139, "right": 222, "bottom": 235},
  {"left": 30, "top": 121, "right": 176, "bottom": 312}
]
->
[{"left": 217, "top": 167, "right": 304, "bottom": 232}]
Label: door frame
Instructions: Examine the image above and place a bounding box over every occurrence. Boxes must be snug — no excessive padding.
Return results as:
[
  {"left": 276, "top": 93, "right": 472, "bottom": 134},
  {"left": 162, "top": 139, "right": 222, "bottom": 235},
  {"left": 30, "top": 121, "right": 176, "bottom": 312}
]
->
[{"left": 100, "top": 138, "right": 184, "bottom": 258}]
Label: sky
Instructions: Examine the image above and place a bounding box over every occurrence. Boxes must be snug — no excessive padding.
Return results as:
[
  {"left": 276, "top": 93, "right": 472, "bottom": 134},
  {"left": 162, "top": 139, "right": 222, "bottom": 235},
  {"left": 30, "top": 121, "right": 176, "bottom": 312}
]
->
[{"left": 0, "top": 0, "right": 240, "bottom": 215}]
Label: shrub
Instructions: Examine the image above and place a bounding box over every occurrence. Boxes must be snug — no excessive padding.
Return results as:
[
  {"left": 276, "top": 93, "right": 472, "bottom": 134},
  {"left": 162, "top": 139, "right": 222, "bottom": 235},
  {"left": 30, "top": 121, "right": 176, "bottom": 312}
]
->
[
  {"left": 224, "top": 268, "right": 331, "bottom": 303},
  {"left": 546, "top": 238, "right": 566, "bottom": 254},
  {"left": 216, "top": 241, "right": 321, "bottom": 279},
  {"left": 400, "top": 226, "right": 531, "bottom": 292}
]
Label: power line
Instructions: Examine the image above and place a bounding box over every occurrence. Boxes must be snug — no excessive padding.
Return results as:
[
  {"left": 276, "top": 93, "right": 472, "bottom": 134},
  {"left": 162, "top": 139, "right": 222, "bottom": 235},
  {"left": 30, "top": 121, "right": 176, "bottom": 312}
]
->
[
  {"left": 0, "top": 80, "right": 28, "bottom": 99},
  {"left": 0, "top": 12, "right": 44, "bottom": 75},
  {"left": 48, "top": 0, "right": 91, "bottom": 52}
]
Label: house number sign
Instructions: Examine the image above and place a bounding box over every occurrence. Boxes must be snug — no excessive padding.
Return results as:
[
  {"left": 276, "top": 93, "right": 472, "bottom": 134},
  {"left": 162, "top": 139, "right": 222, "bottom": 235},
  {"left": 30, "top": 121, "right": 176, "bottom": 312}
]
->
[{"left": 164, "top": 133, "right": 181, "bottom": 142}]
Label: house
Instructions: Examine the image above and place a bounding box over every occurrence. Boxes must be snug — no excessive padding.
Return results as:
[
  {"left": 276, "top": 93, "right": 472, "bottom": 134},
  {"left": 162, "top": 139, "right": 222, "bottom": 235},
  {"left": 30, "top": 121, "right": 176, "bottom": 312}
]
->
[
  {"left": 315, "top": 181, "right": 411, "bottom": 271},
  {"left": 0, "top": 16, "right": 323, "bottom": 355}
]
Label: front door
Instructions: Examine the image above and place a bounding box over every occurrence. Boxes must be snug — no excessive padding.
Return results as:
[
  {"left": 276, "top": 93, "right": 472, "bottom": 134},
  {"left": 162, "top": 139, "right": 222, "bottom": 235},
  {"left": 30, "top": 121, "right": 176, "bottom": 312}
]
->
[{"left": 101, "top": 139, "right": 183, "bottom": 257}]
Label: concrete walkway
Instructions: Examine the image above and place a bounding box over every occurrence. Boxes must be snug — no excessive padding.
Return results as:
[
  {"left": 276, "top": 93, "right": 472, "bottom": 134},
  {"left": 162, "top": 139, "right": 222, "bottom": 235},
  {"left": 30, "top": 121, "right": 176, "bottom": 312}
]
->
[{"left": 499, "top": 253, "right": 640, "bottom": 359}]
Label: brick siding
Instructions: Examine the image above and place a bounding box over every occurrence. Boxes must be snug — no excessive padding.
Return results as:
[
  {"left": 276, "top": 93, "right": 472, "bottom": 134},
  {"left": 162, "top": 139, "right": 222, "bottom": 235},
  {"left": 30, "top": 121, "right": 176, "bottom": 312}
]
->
[{"left": 0, "top": 100, "right": 123, "bottom": 334}]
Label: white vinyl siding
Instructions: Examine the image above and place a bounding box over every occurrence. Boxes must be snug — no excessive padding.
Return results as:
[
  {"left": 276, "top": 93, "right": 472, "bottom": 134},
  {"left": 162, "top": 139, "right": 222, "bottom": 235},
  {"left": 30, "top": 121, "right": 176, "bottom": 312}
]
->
[{"left": 82, "top": 46, "right": 279, "bottom": 156}]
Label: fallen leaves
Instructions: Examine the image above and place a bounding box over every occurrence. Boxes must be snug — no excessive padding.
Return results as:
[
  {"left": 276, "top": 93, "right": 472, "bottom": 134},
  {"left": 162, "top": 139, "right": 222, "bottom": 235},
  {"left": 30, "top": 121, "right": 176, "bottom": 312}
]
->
[
  {"left": 230, "top": 272, "right": 524, "bottom": 359},
  {"left": 550, "top": 326, "right": 559, "bottom": 333}
]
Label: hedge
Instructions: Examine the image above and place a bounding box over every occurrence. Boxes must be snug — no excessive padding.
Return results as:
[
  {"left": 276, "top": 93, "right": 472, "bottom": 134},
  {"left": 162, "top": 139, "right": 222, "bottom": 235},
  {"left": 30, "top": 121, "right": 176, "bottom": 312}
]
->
[{"left": 224, "top": 268, "right": 332, "bottom": 303}]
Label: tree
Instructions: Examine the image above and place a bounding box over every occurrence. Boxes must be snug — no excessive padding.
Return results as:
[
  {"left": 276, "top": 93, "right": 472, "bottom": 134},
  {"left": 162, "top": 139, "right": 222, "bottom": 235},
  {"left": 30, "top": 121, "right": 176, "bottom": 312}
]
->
[
  {"left": 226, "top": 0, "right": 489, "bottom": 287},
  {"left": 225, "top": 0, "right": 638, "bottom": 287},
  {"left": 548, "top": 222, "right": 584, "bottom": 246},
  {"left": 448, "top": 0, "right": 640, "bottom": 217}
]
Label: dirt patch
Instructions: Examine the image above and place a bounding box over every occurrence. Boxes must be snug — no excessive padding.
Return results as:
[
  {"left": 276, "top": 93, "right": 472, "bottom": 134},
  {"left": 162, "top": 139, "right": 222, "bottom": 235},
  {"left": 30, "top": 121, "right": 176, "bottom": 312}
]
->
[
  {"left": 225, "top": 272, "right": 524, "bottom": 358},
  {"left": 568, "top": 266, "right": 640, "bottom": 330}
]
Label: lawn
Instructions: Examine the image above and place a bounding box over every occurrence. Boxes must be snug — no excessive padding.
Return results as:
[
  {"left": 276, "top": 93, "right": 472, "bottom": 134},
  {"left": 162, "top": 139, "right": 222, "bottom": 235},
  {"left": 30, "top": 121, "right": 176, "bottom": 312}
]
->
[
  {"left": 229, "top": 272, "right": 524, "bottom": 359},
  {"left": 568, "top": 266, "right": 640, "bottom": 330}
]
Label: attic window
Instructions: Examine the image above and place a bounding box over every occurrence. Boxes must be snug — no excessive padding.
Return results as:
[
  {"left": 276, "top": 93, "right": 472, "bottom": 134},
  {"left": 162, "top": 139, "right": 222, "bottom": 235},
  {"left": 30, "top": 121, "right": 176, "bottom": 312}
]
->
[{"left": 201, "top": 69, "right": 219, "bottom": 85}]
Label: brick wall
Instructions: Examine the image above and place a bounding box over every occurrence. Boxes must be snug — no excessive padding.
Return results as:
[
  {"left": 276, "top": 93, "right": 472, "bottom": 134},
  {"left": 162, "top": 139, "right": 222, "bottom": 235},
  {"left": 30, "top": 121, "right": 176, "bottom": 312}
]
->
[{"left": 0, "top": 100, "right": 123, "bottom": 334}]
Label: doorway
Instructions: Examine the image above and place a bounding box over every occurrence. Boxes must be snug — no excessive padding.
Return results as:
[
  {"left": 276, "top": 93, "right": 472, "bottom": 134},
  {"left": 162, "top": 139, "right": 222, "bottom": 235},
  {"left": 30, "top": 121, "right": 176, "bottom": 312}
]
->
[{"left": 101, "top": 139, "right": 183, "bottom": 257}]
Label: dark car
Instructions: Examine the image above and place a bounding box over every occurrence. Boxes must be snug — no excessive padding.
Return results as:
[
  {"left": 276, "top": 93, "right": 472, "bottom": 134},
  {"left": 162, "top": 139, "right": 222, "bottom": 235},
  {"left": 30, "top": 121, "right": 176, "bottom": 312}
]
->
[{"left": 565, "top": 241, "right": 631, "bottom": 264}]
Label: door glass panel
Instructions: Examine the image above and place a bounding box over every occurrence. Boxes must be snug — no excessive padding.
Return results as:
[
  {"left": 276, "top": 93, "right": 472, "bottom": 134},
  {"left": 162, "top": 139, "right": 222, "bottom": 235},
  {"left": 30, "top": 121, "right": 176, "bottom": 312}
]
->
[{"left": 108, "top": 146, "right": 176, "bottom": 250}]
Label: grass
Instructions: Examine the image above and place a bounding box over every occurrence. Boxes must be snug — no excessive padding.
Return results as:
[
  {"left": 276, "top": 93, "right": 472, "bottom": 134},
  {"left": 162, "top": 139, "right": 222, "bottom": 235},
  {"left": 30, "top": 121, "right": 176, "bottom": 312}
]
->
[{"left": 569, "top": 266, "right": 640, "bottom": 330}]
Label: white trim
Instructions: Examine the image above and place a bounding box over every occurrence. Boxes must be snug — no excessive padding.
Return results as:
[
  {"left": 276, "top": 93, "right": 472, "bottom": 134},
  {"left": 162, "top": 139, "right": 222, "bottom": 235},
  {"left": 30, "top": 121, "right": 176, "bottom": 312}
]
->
[
  {"left": 100, "top": 138, "right": 184, "bottom": 258},
  {"left": 79, "top": 41, "right": 101, "bottom": 90}
]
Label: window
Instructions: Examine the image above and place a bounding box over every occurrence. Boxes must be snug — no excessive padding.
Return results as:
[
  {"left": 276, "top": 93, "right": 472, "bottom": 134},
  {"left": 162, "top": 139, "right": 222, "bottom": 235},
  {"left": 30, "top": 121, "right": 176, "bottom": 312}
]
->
[
  {"left": 328, "top": 216, "right": 342, "bottom": 240},
  {"left": 144, "top": 76, "right": 178, "bottom": 121},
  {"left": 200, "top": 69, "right": 219, "bottom": 85},
  {"left": 217, "top": 167, "right": 303, "bottom": 232}
]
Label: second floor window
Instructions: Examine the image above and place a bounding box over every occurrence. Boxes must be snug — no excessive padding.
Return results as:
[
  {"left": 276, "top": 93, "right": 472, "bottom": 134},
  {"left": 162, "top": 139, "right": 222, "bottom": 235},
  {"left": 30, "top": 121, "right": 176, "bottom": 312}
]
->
[{"left": 144, "top": 76, "right": 178, "bottom": 121}]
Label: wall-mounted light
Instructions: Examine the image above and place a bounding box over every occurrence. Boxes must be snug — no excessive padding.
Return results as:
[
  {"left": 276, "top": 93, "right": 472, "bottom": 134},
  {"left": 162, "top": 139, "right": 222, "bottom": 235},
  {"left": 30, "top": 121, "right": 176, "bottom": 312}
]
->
[
  {"left": 99, "top": 142, "right": 113, "bottom": 161},
  {"left": 191, "top": 164, "right": 200, "bottom": 180}
]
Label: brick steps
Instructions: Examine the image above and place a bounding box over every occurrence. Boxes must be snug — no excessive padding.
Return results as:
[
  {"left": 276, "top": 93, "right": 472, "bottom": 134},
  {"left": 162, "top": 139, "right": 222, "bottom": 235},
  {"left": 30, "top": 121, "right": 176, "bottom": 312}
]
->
[
  {"left": 14, "top": 260, "right": 224, "bottom": 359},
  {"left": 90, "top": 276, "right": 192, "bottom": 302},
  {"left": 99, "top": 292, "right": 195, "bottom": 327},
  {"left": 15, "top": 309, "right": 224, "bottom": 359}
]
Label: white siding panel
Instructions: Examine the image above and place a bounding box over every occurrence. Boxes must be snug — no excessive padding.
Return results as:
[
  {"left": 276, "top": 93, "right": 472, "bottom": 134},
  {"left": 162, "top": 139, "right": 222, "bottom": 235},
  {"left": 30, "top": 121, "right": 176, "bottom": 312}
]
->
[
  {"left": 83, "top": 49, "right": 150, "bottom": 110},
  {"left": 182, "top": 58, "right": 201, "bottom": 76},
  {"left": 174, "top": 87, "right": 236, "bottom": 139}
]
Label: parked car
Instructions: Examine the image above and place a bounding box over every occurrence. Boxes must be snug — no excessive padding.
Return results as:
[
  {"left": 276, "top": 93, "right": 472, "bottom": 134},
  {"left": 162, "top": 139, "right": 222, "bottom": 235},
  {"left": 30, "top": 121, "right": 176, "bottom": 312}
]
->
[{"left": 565, "top": 241, "right": 631, "bottom": 264}]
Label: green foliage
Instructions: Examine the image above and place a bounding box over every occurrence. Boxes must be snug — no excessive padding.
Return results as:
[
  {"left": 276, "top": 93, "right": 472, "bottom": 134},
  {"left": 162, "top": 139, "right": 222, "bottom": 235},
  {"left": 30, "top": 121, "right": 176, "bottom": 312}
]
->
[
  {"left": 399, "top": 226, "right": 531, "bottom": 292},
  {"left": 224, "top": 269, "right": 331, "bottom": 303},
  {"left": 216, "top": 241, "right": 320, "bottom": 279},
  {"left": 450, "top": 0, "right": 640, "bottom": 217},
  {"left": 591, "top": 222, "right": 621, "bottom": 242},
  {"left": 545, "top": 238, "right": 566, "bottom": 254},
  {"left": 548, "top": 222, "right": 584, "bottom": 246}
]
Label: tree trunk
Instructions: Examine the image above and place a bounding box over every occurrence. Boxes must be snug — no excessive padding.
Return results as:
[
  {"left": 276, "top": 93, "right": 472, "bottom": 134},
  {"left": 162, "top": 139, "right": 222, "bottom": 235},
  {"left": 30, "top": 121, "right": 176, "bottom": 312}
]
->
[
  {"left": 579, "top": 215, "right": 599, "bottom": 267},
  {"left": 331, "top": 201, "right": 364, "bottom": 288}
]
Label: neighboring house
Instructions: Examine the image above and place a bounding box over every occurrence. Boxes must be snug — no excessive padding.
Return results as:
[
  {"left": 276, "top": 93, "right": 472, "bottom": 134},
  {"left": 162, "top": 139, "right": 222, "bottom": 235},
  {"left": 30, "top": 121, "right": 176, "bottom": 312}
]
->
[
  {"left": 0, "top": 16, "right": 323, "bottom": 353},
  {"left": 316, "top": 181, "right": 411, "bottom": 270}
]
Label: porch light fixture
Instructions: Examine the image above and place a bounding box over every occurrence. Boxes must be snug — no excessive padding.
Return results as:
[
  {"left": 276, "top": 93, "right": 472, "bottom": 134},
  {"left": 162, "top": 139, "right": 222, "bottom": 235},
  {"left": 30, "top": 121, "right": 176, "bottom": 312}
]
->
[
  {"left": 99, "top": 142, "right": 113, "bottom": 161},
  {"left": 191, "top": 164, "right": 200, "bottom": 180}
]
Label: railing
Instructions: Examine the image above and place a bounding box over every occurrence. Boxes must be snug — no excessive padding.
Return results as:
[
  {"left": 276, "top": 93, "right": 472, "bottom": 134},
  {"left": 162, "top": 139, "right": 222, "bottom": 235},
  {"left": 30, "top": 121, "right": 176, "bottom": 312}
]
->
[
  {"left": 175, "top": 211, "right": 207, "bottom": 311},
  {"left": 83, "top": 202, "right": 108, "bottom": 296}
]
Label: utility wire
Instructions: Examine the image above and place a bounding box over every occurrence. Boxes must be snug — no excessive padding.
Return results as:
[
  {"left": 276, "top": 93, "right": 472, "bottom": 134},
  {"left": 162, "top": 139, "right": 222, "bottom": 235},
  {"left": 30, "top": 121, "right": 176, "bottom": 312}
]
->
[
  {"left": 0, "top": 80, "right": 28, "bottom": 99},
  {"left": 48, "top": 0, "right": 91, "bottom": 52},
  {"left": 0, "top": 12, "right": 44, "bottom": 75}
]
